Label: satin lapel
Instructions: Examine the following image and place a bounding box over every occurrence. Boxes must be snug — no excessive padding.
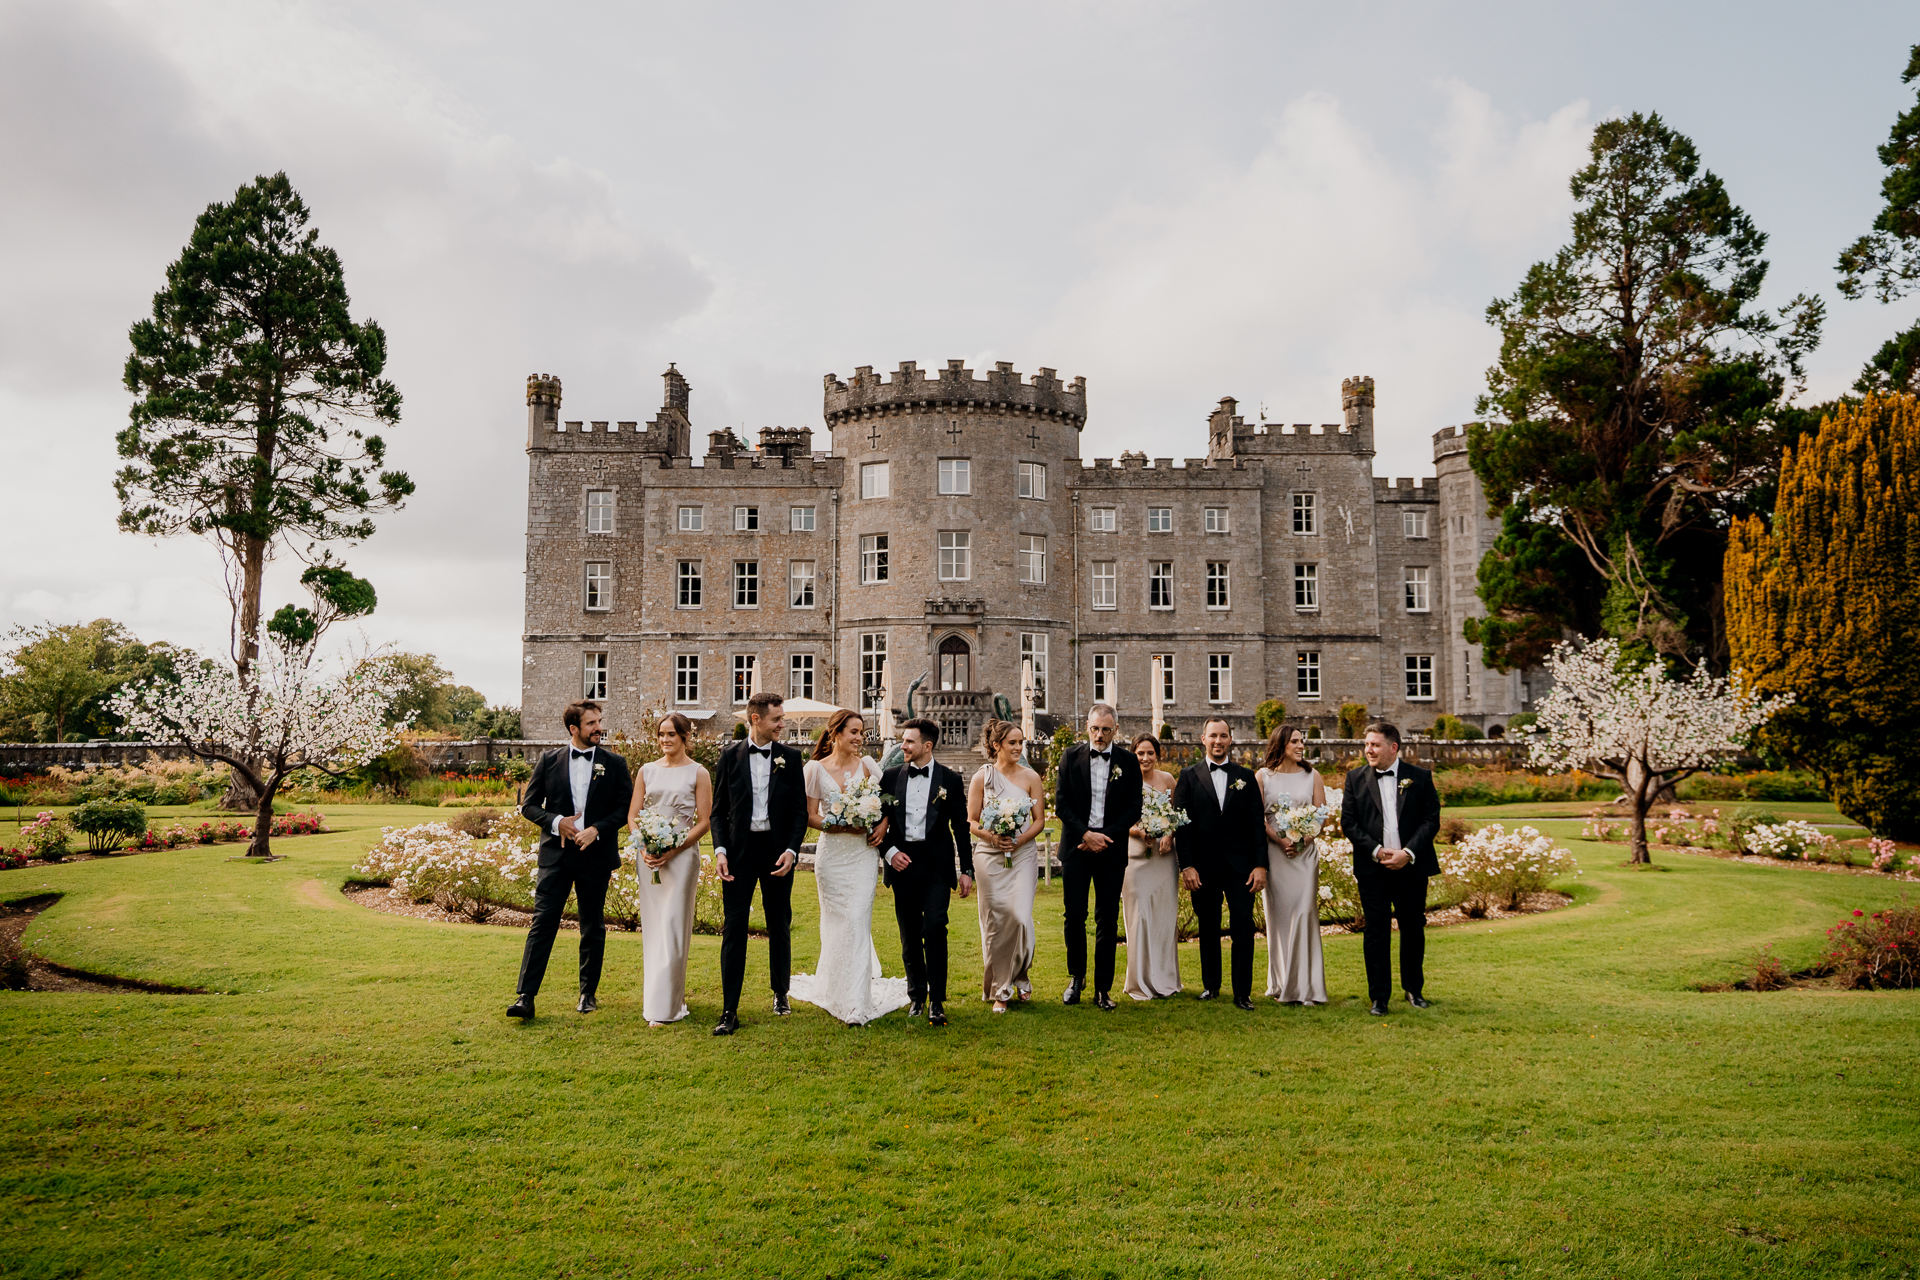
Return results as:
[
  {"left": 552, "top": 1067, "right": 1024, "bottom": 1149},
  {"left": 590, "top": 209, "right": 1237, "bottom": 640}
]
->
[
  {"left": 1393, "top": 765, "right": 1411, "bottom": 821},
  {"left": 1195, "top": 764, "right": 1224, "bottom": 819}
]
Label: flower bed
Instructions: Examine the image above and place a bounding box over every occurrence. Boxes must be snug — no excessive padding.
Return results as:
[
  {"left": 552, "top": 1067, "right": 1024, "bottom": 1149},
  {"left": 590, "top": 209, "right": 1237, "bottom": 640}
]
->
[
  {"left": 1438, "top": 823, "right": 1580, "bottom": 916},
  {"left": 117, "top": 811, "right": 329, "bottom": 852},
  {"left": 0, "top": 848, "right": 30, "bottom": 871},
  {"left": 1820, "top": 904, "right": 1920, "bottom": 989}
]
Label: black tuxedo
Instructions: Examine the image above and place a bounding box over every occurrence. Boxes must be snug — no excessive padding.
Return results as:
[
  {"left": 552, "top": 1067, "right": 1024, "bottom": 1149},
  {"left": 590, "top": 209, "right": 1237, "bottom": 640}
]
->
[
  {"left": 709, "top": 737, "right": 810, "bottom": 1013},
  {"left": 1172, "top": 757, "right": 1265, "bottom": 1000},
  {"left": 879, "top": 759, "right": 973, "bottom": 1004},
  {"left": 514, "top": 744, "right": 634, "bottom": 1000},
  {"left": 1053, "top": 741, "right": 1146, "bottom": 996},
  {"left": 1340, "top": 760, "right": 1442, "bottom": 1002}
]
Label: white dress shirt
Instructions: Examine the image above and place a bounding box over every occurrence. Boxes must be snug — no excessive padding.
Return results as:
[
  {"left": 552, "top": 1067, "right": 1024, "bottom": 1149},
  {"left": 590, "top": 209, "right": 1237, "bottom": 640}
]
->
[
  {"left": 1209, "top": 759, "right": 1230, "bottom": 809},
  {"left": 747, "top": 743, "right": 773, "bottom": 832},
  {"left": 1087, "top": 749, "right": 1111, "bottom": 829},
  {"left": 550, "top": 746, "right": 594, "bottom": 837},
  {"left": 1376, "top": 760, "right": 1402, "bottom": 851},
  {"left": 885, "top": 766, "right": 934, "bottom": 859}
]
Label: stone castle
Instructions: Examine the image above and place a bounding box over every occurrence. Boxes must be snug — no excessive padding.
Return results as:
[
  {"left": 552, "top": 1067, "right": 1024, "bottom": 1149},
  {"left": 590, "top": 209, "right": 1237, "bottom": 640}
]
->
[{"left": 520, "top": 360, "right": 1534, "bottom": 745}]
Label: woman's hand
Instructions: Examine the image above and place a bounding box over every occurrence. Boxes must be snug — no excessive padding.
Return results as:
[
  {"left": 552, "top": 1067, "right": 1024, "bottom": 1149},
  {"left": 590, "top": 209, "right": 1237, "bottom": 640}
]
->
[
  {"left": 1157, "top": 834, "right": 1173, "bottom": 856},
  {"left": 995, "top": 833, "right": 1015, "bottom": 853}
]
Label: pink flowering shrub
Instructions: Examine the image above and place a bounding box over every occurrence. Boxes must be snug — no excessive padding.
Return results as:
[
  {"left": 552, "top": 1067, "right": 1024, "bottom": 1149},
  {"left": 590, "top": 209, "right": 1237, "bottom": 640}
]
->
[
  {"left": 1821, "top": 905, "right": 1920, "bottom": 989},
  {"left": 1869, "top": 838, "right": 1901, "bottom": 874},
  {"left": 21, "top": 812, "right": 71, "bottom": 861}
]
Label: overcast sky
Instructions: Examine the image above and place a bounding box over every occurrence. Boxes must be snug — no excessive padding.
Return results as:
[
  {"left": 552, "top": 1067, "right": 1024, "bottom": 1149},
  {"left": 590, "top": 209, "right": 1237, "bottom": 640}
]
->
[{"left": 4, "top": 1, "right": 1915, "bottom": 705}]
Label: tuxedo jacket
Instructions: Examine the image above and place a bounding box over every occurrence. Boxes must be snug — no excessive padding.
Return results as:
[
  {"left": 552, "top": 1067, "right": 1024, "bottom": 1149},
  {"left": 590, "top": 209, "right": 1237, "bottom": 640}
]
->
[
  {"left": 1340, "top": 760, "right": 1442, "bottom": 879},
  {"left": 520, "top": 746, "right": 633, "bottom": 871},
  {"left": 1171, "top": 759, "right": 1266, "bottom": 885},
  {"left": 1054, "top": 741, "right": 1145, "bottom": 869},
  {"left": 709, "top": 738, "right": 810, "bottom": 857},
  {"left": 878, "top": 760, "right": 973, "bottom": 888}
]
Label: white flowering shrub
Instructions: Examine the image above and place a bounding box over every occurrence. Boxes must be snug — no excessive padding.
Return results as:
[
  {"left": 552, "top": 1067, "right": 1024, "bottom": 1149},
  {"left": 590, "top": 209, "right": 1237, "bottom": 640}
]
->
[
  {"left": 1438, "top": 822, "right": 1581, "bottom": 916},
  {"left": 352, "top": 821, "right": 537, "bottom": 921},
  {"left": 1317, "top": 836, "right": 1364, "bottom": 926},
  {"left": 1745, "top": 820, "right": 1837, "bottom": 862}
]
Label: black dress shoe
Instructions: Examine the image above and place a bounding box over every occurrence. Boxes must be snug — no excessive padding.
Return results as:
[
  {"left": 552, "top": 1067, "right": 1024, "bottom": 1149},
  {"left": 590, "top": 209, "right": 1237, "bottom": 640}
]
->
[
  {"left": 712, "top": 1011, "right": 739, "bottom": 1036},
  {"left": 1407, "top": 993, "right": 1432, "bottom": 1009},
  {"left": 506, "top": 995, "right": 535, "bottom": 1020},
  {"left": 1233, "top": 996, "right": 1256, "bottom": 1011},
  {"left": 1368, "top": 998, "right": 1389, "bottom": 1016},
  {"left": 773, "top": 994, "right": 791, "bottom": 1017},
  {"left": 1095, "top": 992, "right": 1117, "bottom": 1011},
  {"left": 577, "top": 993, "right": 598, "bottom": 1014},
  {"left": 908, "top": 1001, "right": 926, "bottom": 1021},
  {"left": 1196, "top": 988, "right": 1218, "bottom": 1001},
  {"left": 928, "top": 1002, "right": 947, "bottom": 1027},
  {"left": 1062, "top": 977, "right": 1084, "bottom": 1005}
]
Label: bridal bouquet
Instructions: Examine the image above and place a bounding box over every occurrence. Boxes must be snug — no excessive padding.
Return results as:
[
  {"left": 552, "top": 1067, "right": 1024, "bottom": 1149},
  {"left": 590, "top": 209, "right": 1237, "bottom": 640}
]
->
[
  {"left": 1138, "top": 787, "right": 1190, "bottom": 843},
  {"left": 1269, "top": 801, "right": 1333, "bottom": 852},
  {"left": 979, "top": 794, "right": 1034, "bottom": 868},
  {"left": 820, "top": 773, "right": 886, "bottom": 833},
  {"left": 629, "top": 808, "right": 685, "bottom": 883}
]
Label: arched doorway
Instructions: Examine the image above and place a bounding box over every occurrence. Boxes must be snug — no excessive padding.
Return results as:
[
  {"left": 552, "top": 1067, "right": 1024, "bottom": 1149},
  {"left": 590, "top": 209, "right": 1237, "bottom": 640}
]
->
[{"left": 938, "top": 635, "right": 971, "bottom": 691}]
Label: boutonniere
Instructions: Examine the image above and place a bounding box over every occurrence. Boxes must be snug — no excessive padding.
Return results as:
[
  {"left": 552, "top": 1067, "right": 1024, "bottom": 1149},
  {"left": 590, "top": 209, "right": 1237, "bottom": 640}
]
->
[
  {"left": 592, "top": 763, "right": 606, "bottom": 779},
  {"left": 1397, "top": 778, "right": 1411, "bottom": 794},
  {"left": 882, "top": 792, "right": 900, "bottom": 809},
  {"left": 1231, "top": 778, "right": 1247, "bottom": 792},
  {"left": 772, "top": 756, "right": 787, "bottom": 772},
  {"left": 935, "top": 786, "right": 948, "bottom": 804},
  {"left": 1109, "top": 763, "right": 1123, "bottom": 781}
]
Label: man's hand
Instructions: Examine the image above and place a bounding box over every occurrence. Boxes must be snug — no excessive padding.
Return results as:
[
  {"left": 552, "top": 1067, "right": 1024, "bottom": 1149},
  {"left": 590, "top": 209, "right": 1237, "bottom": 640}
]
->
[
  {"left": 1180, "top": 866, "right": 1202, "bottom": 891},
  {"left": 957, "top": 872, "right": 974, "bottom": 899},
  {"left": 1383, "top": 848, "right": 1413, "bottom": 871},
  {"left": 573, "top": 825, "right": 599, "bottom": 849},
  {"left": 1248, "top": 865, "right": 1268, "bottom": 893},
  {"left": 716, "top": 851, "right": 733, "bottom": 882},
  {"left": 867, "top": 817, "right": 889, "bottom": 849},
  {"left": 773, "top": 850, "right": 796, "bottom": 877},
  {"left": 889, "top": 849, "right": 912, "bottom": 872},
  {"left": 1079, "top": 831, "right": 1112, "bottom": 853},
  {"left": 558, "top": 816, "right": 581, "bottom": 842}
]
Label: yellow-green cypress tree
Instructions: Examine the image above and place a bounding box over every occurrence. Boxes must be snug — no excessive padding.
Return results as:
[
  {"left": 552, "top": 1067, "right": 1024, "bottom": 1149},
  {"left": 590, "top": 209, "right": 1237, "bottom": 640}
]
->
[{"left": 1725, "top": 393, "right": 1920, "bottom": 839}]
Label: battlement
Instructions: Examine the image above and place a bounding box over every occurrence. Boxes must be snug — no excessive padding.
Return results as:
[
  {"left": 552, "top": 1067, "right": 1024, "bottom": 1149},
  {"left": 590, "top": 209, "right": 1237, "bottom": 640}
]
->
[
  {"left": 1373, "top": 475, "right": 1437, "bottom": 501},
  {"left": 525, "top": 366, "right": 693, "bottom": 458},
  {"left": 823, "top": 358, "right": 1088, "bottom": 426},
  {"left": 1431, "top": 422, "right": 1480, "bottom": 464},
  {"left": 1207, "top": 376, "right": 1376, "bottom": 460}
]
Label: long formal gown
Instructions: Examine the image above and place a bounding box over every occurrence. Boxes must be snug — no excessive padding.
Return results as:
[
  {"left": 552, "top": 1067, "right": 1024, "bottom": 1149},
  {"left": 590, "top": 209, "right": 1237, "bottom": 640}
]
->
[
  {"left": 1121, "top": 786, "right": 1183, "bottom": 1000},
  {"left": 635, "top": 759, "right": 703, "bottom": 1023},
  {"left": 789, "top": 757, "right": 910, "bottom": 1025},
  {"left": 973, "top": 764, "right": 1038, "bottom": 1003},
  {"left": 1261, "top": 766, "right": 1329, "bottom": 1004}
]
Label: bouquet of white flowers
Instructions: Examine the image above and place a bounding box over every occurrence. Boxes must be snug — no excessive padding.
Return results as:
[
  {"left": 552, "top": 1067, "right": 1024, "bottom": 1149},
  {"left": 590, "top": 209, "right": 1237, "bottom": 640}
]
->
[
  {"left": 980, "top": 793, "right": 1035, "bottom": 868},
  {"left": 628, "top": 808, "right": 686, "bottom": 883},
  {"left": 820, "top": 773, "right": 886, "bottom": 833},
  {"left": 1138, "top": 787, "right": 1190, "bottom": 843},
  {"left": 1269, "top": 801, "right": 1333, "bottom": 851}
]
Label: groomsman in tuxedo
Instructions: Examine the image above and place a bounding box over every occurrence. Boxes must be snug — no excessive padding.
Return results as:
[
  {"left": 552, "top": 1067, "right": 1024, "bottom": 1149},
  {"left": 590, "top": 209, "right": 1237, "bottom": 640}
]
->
[
  {"left": 1172, "top": 717, "right": 1268, "bottom": 1009},
  {"left": 1054, "top": 702, "right": 1145, "bottom": 1009},
  {"left": 880, "top": 718, "right": 974, "bottom": 1026},
  {"left": 508, "top": 700, "right": 633, "bottom": 1019},
  {"left": 1340, "top": 721, "right": 1442, "bottom": 1015},
  {"left": 709, "top": 691, "right": 810, "bottom": 1035}
]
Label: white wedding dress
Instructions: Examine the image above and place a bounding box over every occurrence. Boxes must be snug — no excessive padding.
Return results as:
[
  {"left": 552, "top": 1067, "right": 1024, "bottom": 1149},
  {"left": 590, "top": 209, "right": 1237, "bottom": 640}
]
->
[{"left": 789, "top": 757, "right": 911, "bottom": 1025}]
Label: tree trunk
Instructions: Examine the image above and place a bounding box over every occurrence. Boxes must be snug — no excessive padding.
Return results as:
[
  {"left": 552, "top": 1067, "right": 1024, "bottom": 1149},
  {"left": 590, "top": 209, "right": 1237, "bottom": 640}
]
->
[
  {"left": 221, "top": 765, "right": 263, "bottom": 813},
  {"left": 235, "top": 532, "right": 267, "bottom": 681},
  {"left": 1626, "top": 759, "right": 1653, "bottom": 865},
  {"left": 246, "top": 774, "right": 279, "bottom": 858}
]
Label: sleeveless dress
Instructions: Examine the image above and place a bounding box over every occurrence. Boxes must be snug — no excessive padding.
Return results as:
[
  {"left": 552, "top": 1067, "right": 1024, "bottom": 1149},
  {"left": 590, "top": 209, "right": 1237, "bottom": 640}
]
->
[
  {"left": 1260, "top": 767, "right": 1329, "bottom": 1004},
  {"left": 1121, "top": 778, "right": 1183, "bottom": 1000},
  {"left": 973, "top": 764, "right": 1038, "bottom": 1002},
  {"left": 789, "top": 757, "right": 910, "bottom": 1025},
  {"left": 635, "top": 760, "right": 703, "bottom": 1023}
]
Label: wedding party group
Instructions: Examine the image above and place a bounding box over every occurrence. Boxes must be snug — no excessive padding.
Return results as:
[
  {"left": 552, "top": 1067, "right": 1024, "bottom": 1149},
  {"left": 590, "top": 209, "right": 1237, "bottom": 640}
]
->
[{"left": 504, "top": 691, "right": 1444, "bottom": 1031}]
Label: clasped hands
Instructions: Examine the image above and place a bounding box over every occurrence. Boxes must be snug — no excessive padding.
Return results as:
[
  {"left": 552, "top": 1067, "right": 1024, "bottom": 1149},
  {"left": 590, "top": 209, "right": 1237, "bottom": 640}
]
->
[
  {"left": 557, "top": 816, "right": 599, "bottom": 849},
  {"left": 1375, "top": 846, "right": 1414, "bottom": 870}
]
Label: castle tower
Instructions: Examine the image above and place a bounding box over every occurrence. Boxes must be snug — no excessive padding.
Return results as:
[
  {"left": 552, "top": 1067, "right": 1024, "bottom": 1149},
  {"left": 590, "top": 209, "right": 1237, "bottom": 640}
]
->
[
  {"left": 1208, "top": 397, "right": 1239, "bottom": 460},
  {"left": 1432, "top": 423, "right": 1528, "bottom": 729},
  {"left": 1342, "top": 376, "right": 1375, "bottom": 448},
  {"left": 526, "top": 374, "right": 561, "bottom": 446},
  {"left": 644, "top": 364, "right": 693, "bottom": 457}
]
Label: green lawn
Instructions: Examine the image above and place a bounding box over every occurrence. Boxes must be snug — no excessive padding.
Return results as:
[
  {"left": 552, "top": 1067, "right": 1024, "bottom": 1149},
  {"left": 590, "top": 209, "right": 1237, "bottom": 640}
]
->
[{"left": 2, "top": 804, "right": 1916, "bottom": 1278}]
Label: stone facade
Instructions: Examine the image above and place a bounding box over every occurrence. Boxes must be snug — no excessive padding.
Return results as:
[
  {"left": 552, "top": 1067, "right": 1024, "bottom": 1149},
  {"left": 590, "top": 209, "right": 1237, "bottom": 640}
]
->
[{"left": 521, "top": 361, "right": 1533, "bottom": 743}]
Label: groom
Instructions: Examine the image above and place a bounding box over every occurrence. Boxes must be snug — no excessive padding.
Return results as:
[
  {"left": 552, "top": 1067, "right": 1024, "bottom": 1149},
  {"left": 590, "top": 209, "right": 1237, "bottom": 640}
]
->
[
  {"left": 880, "top": 718, "right": 973, "bottom": 1026},
  {"left": 1340, "top": 721, "right": 1441, "bottom": 1015},
  {"left": 1172, "top": 716, "right": 1267, "bottom": 1009},
  {"left": 508, "top": 699, "right": 633, "bottom": 1019},
  {"left": 709, "top": 691, "right": 809, "bottom": 1036},
  {"left": 1054, "top": 702, "right": 1144, "bottom": 1010}
]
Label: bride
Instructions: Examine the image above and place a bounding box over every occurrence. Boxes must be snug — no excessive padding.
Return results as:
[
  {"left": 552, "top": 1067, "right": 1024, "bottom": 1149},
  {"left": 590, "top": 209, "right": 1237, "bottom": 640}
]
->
[{"left": 789, "top": 708, "right": 911, "bottom": 1025}]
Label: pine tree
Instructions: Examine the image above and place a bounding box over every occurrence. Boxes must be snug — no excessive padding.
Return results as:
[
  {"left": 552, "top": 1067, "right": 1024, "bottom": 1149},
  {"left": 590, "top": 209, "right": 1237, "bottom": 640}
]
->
[{"left": 1724, "top": 394, "right": 1920, "bottom": 839}]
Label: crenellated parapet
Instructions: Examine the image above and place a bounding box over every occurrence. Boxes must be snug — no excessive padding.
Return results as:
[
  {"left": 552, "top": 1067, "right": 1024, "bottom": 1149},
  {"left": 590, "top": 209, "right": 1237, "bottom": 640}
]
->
[{"left": 822, "top": 358, "right": 1088, "bottom": 428}]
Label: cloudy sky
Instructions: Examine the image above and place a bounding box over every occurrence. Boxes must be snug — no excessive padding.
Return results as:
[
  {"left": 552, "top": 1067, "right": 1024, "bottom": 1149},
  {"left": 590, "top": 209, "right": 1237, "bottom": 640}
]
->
[{"left": 4, "top": 1, "right": 1915, "bottom": 704}]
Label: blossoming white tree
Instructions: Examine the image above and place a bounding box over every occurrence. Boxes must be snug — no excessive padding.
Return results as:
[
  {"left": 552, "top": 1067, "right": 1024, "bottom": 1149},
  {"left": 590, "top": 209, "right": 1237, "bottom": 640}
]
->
[
  {"left": 110, "top": 565, "right": 406, "bottom": 858},
  {"left": 1529, "top": 638, "right": 1792, "bottom": 864}
]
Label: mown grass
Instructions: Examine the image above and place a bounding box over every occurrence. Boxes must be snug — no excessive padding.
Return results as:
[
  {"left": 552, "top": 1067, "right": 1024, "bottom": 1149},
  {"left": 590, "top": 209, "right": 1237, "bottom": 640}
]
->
[{"left": 1, "top": 804, "right": 1916, "bottom": 1278}]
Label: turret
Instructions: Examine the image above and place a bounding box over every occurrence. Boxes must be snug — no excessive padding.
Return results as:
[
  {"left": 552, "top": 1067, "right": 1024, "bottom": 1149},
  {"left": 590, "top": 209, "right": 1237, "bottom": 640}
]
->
[
  {"left": 526, "top": 374, "right": 561, "bottom": 446},
  {"left": 1208, "top": 396, "right": 1240, "bottom": 460},
  {"left": 1341, "top": 375, "right": 1375, "bottom": 444}
]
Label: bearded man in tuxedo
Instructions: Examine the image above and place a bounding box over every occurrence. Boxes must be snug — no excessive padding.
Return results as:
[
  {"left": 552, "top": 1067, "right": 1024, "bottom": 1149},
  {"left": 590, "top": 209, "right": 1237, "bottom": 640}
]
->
[
  {"left": 1172, "top": 716, "right": 1267, "bottom": 1009},
  {"left": 1054, "top": 702, "right": 1145, "bottom": 1009},
  {"left": 508, "top": 700, "right": 633, "bottom": 1019},
  {"left": 1340, "top": 721, "right": 1442, "bottom": 1015},
  {"left": 879, "top": 718, "right": 973, "bottom": 1026}
]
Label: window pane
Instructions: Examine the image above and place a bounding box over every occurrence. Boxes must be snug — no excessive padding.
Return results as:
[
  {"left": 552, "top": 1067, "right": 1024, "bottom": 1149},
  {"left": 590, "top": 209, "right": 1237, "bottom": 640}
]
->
[
  {"left": 789, "top": 560, "right": 815, "bottom": 608},
  {"left": 1293, "top": 492, "right": 1316, "bottom": 535},
  {"left": 1018, "top": 462, "right": 1047, "bottom": 499},
  {"left": 1405, "top": 566, "right": 1429, "bottom": 612},
  {"left": 678, "top": 506, "right": 702, "bottom": 531},
  {"left": 1150, "top": 562, "right": 1173, "bottom": 609},
  {"left": 1092, "top": 561, "right": 1116, "bottom": 609},
  {"left": 1019, "top": 632, "right": 1048, "bottom": 710},
  {"left": 1018, "top": 535, "right": 1046, "bottom": 584},
  {"left": 1090, "top": 507, "right": 1115, "bottom": 532},
  {"left": 1405, "top": 655, "right": 1434, "bottom": 700},
  {"left": 1208, "top": 654, "right": 1232, "bottom": 704},
  {"left": 939, "top": 459, "right": 970, "bottom": 495},
  {"left": 1296, "top": 650, "right": 1320, "bottom": 698},
  {"left": 1092, "top": 653, "right": 1117, "bottom": 705},
  {"left": 587, "top": 490, "right": 614, "bottom": 533},
  {"left": 860, "top": 633, "right": 887, "bottom": 712},
  {"left": 585, "top": 561, "right": 611, "bottom": 610},
  {"left": 677, "top": 561, "right": 702, "bottom": 607},
  {"left": 732, "top": 654, "right": 757, "bottom": 705},
  {"left": 674, "top": 655, "right": 698, "bottom": 704},
  {"left": 582, "top": 652, "right": 608, "bottom": 700},
  {"left": 861, "top": 462, "right": 890, "bottom": 500},
  {"left": 939, "top": 531, "right": 971, "bottom": 581},
  {"left": 789, "top": 653, "right": 814, "bottom": 700},
  {"left": 1148, "top": 507, "right": 1171, "bottom": 533},
  {"left": 1403, "top": 509, "right": 1429, "bottom": 539},
  {"left": 790, "top": 506, "right": 815, "bottom": 532},
  {"left": 861, "top": 534, "right": 889, "bottom": 583},
  {"left": 734, "top": 561, "right": 758, "bottom": 607},
  {"left": 1206, "top": 562, "right": 1229, "bottom": 609},
  {"left": 1153, "top": 654, "right": 1175, "bottom": 705},
  {"left": 1294, "top": 563, "right": 1318, "bottom": 609},
  {"left": 1205, "top": 507, "right": 1228, "bottom": 533}
]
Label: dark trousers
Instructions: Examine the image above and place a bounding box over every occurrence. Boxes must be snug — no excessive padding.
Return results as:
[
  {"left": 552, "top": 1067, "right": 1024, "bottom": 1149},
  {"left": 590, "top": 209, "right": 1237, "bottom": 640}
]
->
[
  {"left": 719, "top": 830, "right": 795, "bottom": 1014},
  {"left": 1189, "top": 876, "right": 1257, "bottom": 1000},
  {"left": 1358, "top": 871, "right": 1429, "bottom": 1001},
  {"left": 516, "top": 856, "right": 612, "bottom": 999},
  {"left": 890, "top": 845, "right": 953, "bottom": 1004},
  {"left": 1062, "top": 854, "right": 1127, "bottom": 994}
]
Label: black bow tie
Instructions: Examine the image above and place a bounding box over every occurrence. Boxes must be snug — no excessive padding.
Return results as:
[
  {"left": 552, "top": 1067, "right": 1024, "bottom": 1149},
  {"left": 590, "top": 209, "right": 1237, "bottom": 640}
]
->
[
  {"left": 907, "top": 766, "right": 930, "bottom": 779},
  {"left": 1209, "top": 761, "right": 1229, "bottom": 772},
  {"left": 1375, "top": 768, "right": 1395, "bottom": 778},
  {"left": 571, "top": 749, "right": 593, "bottom": 760},
  {"left": 1090, "top": 750, "right": 1109, "bottom": 761},
  {"left": 750, "top": 745, "right": 771, "bottom": 757}
]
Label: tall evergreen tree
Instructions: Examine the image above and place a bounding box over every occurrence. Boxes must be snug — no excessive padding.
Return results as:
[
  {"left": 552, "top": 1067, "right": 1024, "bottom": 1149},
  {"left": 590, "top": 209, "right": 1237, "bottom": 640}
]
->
[
  {"left": 1840, "top": 44, "right": 1920, "bottom": 397},
  {"left": 1466, "top": 113, "right": 1823, "bottom": 671},
  {"left": 1724, "top": 395, "right": 1920, "bottom": 840}
]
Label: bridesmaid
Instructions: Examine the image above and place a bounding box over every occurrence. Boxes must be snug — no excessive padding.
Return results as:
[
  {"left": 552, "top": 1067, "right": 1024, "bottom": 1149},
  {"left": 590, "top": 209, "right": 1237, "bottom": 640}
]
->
[
  {"left": 1121, "top": 734, "right": 1183, "bottom": 1000},
  {"left": 967, "top": 719, "right": 1047, "bottom": 1013},
  {"left": 630, "top": 712, "right": 713, "bottom": 1027},
  {"left": 1256, "top": 722, "right": 1329, "bottom": 1005}
]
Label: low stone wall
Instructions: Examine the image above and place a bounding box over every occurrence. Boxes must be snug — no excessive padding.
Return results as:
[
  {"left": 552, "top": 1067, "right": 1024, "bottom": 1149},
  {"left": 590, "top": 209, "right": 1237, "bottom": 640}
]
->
[
  {"left": 1144, "top": 738, "right": 1530, "bottom": 772},
  {"left": 0, "top": 739, "right": 567, "bottom": 774}
]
